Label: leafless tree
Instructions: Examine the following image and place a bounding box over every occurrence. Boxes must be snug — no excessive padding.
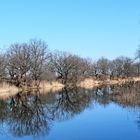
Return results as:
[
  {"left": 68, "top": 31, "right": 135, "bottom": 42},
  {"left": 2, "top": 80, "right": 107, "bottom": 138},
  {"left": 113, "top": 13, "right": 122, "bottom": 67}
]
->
[
  {"left": 5, "top": 39, "right": 49, "bottom": 87},
  {"left": 97, "top": 57, "right": 110, "bottom": 76},
  {"left": 0, "top": 55, "right": 6, "bottom": 82},
  {"left": 135, "top": 46, "right": 140, "bottom": 76},
  {"left": 110, "top": 56, "right": 133, "bottom": 78},
  {"left": 1, "top": 39, "right": 140, "bottom": 88},
  {"left": 49, "top": 52, "right": 89, "bottom": 85},
  {"left": 29, "top": 39, "right": 49, "bottom": 87},
  {"left": 6, "top": 43, "right": 31, "bottom": 87}
]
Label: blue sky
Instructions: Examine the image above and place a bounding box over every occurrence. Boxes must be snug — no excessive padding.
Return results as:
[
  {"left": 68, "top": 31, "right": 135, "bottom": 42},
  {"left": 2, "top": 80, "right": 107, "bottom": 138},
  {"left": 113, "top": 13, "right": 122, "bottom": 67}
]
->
[{"left": 0, "top": 0, "right": 140, "bottom": 59}]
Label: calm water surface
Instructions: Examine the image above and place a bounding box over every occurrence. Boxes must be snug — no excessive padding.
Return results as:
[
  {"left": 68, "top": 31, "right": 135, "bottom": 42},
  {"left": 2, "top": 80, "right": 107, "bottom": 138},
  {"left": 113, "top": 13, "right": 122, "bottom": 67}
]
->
[{"left": 0, "top": 82, "right": 140, "bottom": 140}]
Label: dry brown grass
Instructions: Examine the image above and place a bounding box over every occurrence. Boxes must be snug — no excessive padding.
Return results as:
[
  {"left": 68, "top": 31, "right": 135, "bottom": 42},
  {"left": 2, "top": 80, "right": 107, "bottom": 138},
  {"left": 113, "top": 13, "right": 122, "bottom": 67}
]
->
[
  {"left": 78, "top": 77, "right": 140, "bottom": 89},
  {"left": 39, "top": 81, "right": 64, "bottom": 93},
  {"left": 0, "top": 82, "right": 19, "bottom": 93},
  {"left": 0, "top": 82, "right": 20, "bottom": 100},
  {"left": 0, "top": 77, "right": 140, "bottom": 99},
  {"left": 0, "top": 81, "right": 64, "bottom": 98}
]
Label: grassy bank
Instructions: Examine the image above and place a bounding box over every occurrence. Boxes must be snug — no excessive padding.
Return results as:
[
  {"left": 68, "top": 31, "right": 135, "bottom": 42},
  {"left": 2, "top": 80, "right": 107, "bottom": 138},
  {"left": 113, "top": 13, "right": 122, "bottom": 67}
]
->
[
  {"left": 0, "top": 77, "right": 140, "bottom": 99},
  {"left": 0, "top": 83, "right": 20, "bottom": 100},
  {"left": 78, "top": 77, "right": 140, "bottom": 89},
  {"left": 39, "top": 81, "right": 64, "bottom": 93}
]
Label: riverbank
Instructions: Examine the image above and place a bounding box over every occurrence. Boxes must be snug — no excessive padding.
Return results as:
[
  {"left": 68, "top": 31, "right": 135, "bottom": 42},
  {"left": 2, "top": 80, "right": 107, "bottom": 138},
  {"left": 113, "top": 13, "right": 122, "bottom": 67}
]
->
[
  {"left": 0, "top": 83, "right": 19, "bottom": 100},
  {"left": 0, "top": 77, "right": 140, "bottom": 98},
  {"left": 78, "top": 77, "right": 140, "bottom": 89},
  {"left": 0, "top": 81, "right": 64, "bottom": 98},
  {"left": 39, "top": 81, "right": 64, "bottom": 93}
]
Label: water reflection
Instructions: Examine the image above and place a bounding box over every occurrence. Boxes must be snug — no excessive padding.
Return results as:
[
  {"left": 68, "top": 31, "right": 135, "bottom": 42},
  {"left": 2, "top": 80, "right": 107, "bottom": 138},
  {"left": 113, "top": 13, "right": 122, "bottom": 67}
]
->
[
  {"left": 45, "top": 87, "right": 93, "bottom": 121},
  {"left": 0, "top": 82, "right": 140, "bottom": 138},
  {"left": 8, "top": 92, "right": 51, "bottom": 137}
]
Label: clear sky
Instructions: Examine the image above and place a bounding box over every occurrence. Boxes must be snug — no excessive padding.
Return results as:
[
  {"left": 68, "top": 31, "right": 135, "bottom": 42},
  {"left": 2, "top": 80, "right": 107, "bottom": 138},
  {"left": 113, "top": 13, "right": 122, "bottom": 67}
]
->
[{"left": 0, "top": 0, "right": 140, "bottom": 60}]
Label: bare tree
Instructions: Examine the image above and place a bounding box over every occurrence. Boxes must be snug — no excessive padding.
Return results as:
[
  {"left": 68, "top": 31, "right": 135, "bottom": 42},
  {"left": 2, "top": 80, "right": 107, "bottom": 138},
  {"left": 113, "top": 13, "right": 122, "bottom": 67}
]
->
[
  {"left": 49, "top": 52, "right": 88, "bottom": 85},
  {"left": 135, "top": 46, "right": 140, "bottom": 76},
  {"left": 0, "top": 54, "right": 6, "bottom": 82},
  {"left": 29, "top": 39, "right": 49, "bottom": 87},
  {"left": 6, "top": 43, "right": 31, "bottom": 87},
  {"left": 95, "top": 57, "right": 110, "bottom": 80},
  {"left": 5, "top": 39, "right": 49, "bottom": 88},
  {"left": 97, "top": 57, "right": 110, "bottom": 75},
  {"left": 1, "top": 38, "right": 140, "bottom": 88},
  {"left": 110, "top": 56, "right": 133, "bottom": 78}
]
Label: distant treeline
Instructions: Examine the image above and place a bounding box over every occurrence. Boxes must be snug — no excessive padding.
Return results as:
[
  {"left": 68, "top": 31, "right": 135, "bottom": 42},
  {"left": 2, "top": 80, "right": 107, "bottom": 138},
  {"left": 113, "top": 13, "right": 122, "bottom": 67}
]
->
[{"left": 0, "top": 39, "right": 140, "bottom": 87}]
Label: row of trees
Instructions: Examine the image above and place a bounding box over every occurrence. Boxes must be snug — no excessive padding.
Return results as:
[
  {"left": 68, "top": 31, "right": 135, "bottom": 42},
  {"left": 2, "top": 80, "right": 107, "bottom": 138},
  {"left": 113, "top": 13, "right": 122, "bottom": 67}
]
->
[{"left": 0, "top": 39, "right": 140, "bottom": 87}]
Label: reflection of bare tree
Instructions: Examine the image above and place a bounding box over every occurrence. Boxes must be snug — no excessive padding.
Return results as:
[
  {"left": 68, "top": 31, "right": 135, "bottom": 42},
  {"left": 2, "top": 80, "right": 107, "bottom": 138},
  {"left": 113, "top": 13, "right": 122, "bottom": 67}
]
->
[
  {"left": 0, "top": 83, "right": 140, "bottom": 137},
  {"left": 46, "top": 87, "right": 93, "bottom": 121},
  {"left": 110, "top": 82, "right": 140, "bottom": 108},
  {"left": 0, "top": 99, "right": 9, "bottom": 135},
  {"left": 90, "top": 82, "right": 140, "bottom": 108},
  {"left": 8, "top": 91, "right": 51, "bottom": 137},
  {"left": 94, "top": 86, "right": 112, "bottom": 106},
  {"left": 0, "top": 100, "right": 8, "bottom": 122},
  {"left": 91, "top": 82, "right": 140, "bottom": 131},
  {"left": 0, "top": 88, "right": 95, "bottom": 137}
]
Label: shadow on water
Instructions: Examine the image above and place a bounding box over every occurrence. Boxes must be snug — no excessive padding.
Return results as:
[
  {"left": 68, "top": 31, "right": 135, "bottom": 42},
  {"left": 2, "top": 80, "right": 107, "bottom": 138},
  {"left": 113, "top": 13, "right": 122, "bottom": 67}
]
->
[{"left": 0, "top": 82, "right": 140, "bottom": 138}]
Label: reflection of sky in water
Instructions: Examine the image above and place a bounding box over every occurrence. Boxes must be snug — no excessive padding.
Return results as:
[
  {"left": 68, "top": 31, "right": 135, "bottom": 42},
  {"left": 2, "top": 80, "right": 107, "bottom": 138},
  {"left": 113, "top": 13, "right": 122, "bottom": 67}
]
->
[
  {"left": 47, "top": 103, "right": 139, "bottom": 140},
  {"left": 0, "top": 83, "right": 140, "bottom": 140}
]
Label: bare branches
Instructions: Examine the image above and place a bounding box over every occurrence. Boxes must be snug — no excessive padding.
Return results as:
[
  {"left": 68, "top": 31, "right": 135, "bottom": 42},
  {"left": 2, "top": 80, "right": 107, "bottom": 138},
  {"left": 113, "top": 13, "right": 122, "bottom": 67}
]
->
[
  {"left": 0, "top": 39, "right": 140, "bottom": 87},
  {"left": 5, "top": 39, "right": 49, "bottom": 87},
  {"left": 29, "top": 39, "right": 49, "bottom": 87},
  {"left": 49, "top": 52, "right": 89, "bottom": 85}
]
